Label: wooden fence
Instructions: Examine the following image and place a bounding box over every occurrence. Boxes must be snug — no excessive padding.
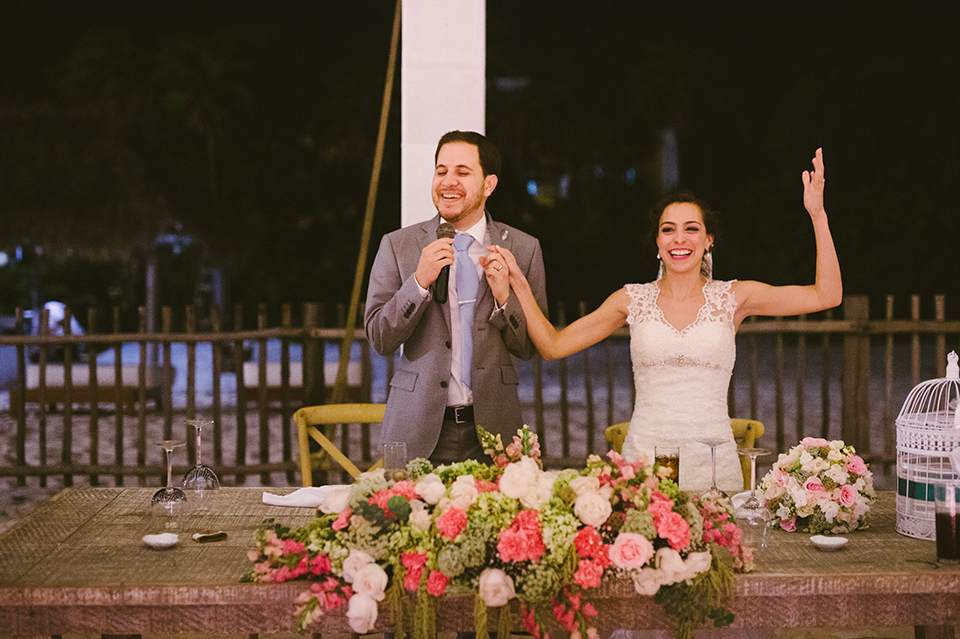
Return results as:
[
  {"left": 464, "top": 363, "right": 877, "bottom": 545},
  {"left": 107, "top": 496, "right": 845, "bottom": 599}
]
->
[{"left": 1, "top": 295, "right": 958, "bottom": 487}]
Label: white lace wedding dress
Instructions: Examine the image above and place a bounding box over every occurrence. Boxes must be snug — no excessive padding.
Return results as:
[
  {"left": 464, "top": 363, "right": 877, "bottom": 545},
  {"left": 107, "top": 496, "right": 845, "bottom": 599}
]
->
[{"left": 622, "top": 280, "right": 743, "bottom": 493}]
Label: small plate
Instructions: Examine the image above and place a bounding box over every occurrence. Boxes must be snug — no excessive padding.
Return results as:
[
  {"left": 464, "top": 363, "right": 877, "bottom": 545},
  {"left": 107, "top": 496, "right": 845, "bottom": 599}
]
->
[
  {"left": 142, "top": 533, "right": 179, "bottom": 549},
  {"left": 810, "top": 534, "right": 847, "bottom": 551}
]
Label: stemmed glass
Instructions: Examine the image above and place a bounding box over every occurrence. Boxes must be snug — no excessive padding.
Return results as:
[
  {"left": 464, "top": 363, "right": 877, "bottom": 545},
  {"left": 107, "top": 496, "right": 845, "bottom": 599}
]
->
[
  {"left": 697, "top": 437, "right": 731, "bottom": 506},
  {"left": 152, "top": 439, "right": 187, "bottom": 520},
  {"left": 182, "top": 419, "right": 220, "bottom": 512},
  {"left": 736, "top": 447, "right": 773, "bottom": 549}
]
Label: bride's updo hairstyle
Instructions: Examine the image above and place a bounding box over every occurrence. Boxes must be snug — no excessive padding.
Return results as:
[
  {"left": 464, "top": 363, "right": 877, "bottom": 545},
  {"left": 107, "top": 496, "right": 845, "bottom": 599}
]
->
[{"left": 644, "top": 189, "right": 721, "bottom": 252}]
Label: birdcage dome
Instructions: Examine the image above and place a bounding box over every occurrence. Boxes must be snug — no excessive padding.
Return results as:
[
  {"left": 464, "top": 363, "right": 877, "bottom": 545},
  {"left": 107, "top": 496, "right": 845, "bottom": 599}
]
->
[{"left": 895, "top": 351, "right": 960, "bottom": 539}]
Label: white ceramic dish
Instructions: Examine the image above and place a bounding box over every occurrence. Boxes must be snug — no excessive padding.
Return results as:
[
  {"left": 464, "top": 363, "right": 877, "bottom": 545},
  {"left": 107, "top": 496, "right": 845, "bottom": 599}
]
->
[
  {"left": 810, "top": 535, "right": 847, "bottom": 551},
  {"left": 142, "top": 533, "right": 179, "bottom": 549}
]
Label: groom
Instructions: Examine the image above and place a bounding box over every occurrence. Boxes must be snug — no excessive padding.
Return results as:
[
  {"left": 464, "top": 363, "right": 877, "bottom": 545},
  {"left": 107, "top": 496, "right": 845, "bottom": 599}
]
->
[{"left": 364, "top": 130, "right": 548, "bottom": 465}]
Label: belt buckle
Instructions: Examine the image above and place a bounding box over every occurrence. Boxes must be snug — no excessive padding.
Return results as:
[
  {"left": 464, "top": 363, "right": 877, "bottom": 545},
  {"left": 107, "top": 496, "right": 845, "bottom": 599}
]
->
[{"left": 454, "top": 406, "right": 467, "bottom": 423}]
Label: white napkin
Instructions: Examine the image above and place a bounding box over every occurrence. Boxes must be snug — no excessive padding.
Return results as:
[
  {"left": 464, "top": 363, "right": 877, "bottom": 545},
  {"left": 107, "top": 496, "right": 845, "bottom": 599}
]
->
[
  {"left": 730, "top": 491, "right": 752, "bottom": 512},
  {"left": 262, "top": 485, "right": 351, "bottom": 513}
]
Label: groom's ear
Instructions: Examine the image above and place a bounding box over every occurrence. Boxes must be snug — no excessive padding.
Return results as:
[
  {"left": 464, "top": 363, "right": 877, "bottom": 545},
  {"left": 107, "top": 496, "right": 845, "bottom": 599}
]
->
[{"left": 483, "top": 174, "right": 498, "bottom": 198}]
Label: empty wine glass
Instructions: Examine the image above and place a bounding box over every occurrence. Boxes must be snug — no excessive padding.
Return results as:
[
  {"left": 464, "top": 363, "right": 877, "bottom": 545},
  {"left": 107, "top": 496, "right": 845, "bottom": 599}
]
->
[
  {"left": 152, "top": 439, "right": 187, "bottom": 523},
  {"left": 736, "top": 447, "right": 773, "bottom": 550},
  {"left": 697, "top": 437, "right": 731, "bottom": 506},
  {"left": 182, "top": 419, "right": 220, "bottom": 512}
]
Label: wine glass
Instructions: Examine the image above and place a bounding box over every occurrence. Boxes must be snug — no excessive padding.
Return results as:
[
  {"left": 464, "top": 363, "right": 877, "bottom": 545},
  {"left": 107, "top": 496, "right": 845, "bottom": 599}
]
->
[
  {"left": 152, "top": 439, "right": 187, "bottom": 523},
  {"left": 736, "top": 447, "right": 773, "bottom": 550},
  {"left": 697, "top": 437, "right": 731, "bottom": 505},
  {"left": 182, "top": 419, "right": 220, "bottom": 512}
]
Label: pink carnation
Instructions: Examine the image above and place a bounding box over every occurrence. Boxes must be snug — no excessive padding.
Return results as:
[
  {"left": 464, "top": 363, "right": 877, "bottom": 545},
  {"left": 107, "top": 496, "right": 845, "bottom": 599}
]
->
[
  {"left": 656, "top": 511, "right": 691, "bottom": 550},
  {"left": 403, "top": 565, "right": 423, "bottom": 591},
  {"left": 498, "top": 510, "right": 546, "bottom": 562},
  {"left": 332, "top": 507, "right": 352, "bottom": 531},
  {"left": 573, "top": 558, "right": 604, "bottom": 589},
  {"left": 845, "top": 454, "right": 868, "bottom": 476},
  {"left": 436, "top": 507, "right": 468, "bottom": 540},
  {"left": 309, "top": 553, "right": 332, "bottom": 575},
  {"left": 426, "top": 569, "right": 450, "bottom": 596}
]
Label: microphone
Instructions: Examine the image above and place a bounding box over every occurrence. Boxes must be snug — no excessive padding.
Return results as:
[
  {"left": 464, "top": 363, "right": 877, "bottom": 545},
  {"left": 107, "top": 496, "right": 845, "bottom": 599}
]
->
[{"left": 434, "top": 222, "right": 456, "bottom": 304}]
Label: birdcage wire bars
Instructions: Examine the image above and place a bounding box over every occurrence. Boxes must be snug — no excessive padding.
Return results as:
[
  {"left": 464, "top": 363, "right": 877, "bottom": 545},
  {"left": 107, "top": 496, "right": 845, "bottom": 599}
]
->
[{"left": 895, "top": 351, "right": 960, "bottom": 540}]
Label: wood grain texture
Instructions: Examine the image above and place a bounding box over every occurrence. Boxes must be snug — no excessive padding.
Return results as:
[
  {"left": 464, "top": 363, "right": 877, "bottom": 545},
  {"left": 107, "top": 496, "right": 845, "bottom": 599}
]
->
[{"left": 0, "top": 488, "right": 958, "bottom": 637}]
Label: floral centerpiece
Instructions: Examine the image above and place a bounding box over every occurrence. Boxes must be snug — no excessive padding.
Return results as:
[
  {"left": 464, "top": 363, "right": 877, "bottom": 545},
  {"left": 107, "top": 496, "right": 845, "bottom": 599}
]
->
[
  {"left": 759, "top": 437, "right": 876, "bottom": 534},
  {"left": 244, "top": 426, "right": 755, "bottom": 639}
]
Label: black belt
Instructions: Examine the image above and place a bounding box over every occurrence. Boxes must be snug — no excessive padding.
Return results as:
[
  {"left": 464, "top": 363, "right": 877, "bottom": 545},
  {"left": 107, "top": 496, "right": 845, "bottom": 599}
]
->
[{"left": 444, "top": 405, "right": 474, "bottom": 423}]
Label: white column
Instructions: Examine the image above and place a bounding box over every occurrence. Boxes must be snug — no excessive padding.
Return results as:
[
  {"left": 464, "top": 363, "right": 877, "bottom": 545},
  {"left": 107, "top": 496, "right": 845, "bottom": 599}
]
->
[{"left": 401, "top": 0, "right": 486, "bottom": 228}]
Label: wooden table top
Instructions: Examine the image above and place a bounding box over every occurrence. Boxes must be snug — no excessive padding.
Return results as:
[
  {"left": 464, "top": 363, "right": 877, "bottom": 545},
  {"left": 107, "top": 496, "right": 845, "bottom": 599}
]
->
[{"left": 0, "top": 488, "right": 957, "bottom": 637}]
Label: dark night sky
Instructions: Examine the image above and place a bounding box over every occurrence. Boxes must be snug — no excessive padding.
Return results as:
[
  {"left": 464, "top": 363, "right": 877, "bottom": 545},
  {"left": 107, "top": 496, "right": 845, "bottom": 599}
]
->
[{"left": 1, "top": 1, "right": 959, "bottom": 317}]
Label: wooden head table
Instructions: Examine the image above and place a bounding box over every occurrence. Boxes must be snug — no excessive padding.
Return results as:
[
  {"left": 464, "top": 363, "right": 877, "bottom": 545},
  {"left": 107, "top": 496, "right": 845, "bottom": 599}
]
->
[{"left": 0, "top": 488, "right": 957, "bottom": 638}]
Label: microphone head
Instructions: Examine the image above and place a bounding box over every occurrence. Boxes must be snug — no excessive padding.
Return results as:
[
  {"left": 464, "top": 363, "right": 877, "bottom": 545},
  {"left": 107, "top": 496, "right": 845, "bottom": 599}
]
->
[{"left": 436, "top": 222, "right": 456, "bottom": 239}]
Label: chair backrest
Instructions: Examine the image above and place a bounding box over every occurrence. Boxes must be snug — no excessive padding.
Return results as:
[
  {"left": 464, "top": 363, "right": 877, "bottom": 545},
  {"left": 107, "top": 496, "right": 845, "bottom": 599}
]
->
[
  {"left": 295, "top": 403, "right": 387, "bottom": 486},
  {"left": 604, "top": 418, "right": 767, "bottom": 490}
]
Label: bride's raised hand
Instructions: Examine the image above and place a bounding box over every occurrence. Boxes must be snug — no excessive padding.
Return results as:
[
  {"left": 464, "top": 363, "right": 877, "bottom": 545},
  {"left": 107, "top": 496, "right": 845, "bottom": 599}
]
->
[
  {"left": 802, "top": 147, "right": 826, "bottom": 218},
  {"left": 492, "top": 246, "right": 529, "bottom": 290}
]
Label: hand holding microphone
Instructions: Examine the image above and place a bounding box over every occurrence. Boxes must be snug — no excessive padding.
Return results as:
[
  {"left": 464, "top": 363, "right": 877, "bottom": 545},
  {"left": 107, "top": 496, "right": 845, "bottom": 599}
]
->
[{"left": 433, "top": 222, "right": 456, "bottom": 303}]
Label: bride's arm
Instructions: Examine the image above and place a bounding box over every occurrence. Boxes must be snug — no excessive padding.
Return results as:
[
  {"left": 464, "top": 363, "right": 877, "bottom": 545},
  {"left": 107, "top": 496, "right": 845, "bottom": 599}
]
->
[
  {"left": 497, "top": 246, "right": 628, "bottom": 360},
  {"left": 734, "top": 148, "right": 842, "bottom": 326}
]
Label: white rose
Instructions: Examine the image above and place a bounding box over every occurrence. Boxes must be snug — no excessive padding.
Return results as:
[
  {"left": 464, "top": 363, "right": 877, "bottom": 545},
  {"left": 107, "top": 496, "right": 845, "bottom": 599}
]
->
[
  {"left": 630, "top": 567, "right": 663, "bottom": 596},
  {"left": 568, "top": 475, "right": 601, "bottom": 497},
  {"left": 347, "top": 593, "right": 379, "bottom": 633},
  {"left": 449, "top": 475, "right": 479, "bottom": 510},
  {"left": 342, "top": 549, "right": 374, "bottom": 583},
  {"left": 520, "top": 471, "right": 557, "bottom": 510},
  {"left": 574, "top": 491, "right": 612, "bottom": 528},
  {"left": 776, "top": 504, "right": 792, "bottom": 520},
  {"left": 478, "top": 568, "right": 516, "bottom": 607},
  {"left": 654, "top": 548, "right": 687, "bottom": 585},
  {"left": 499, "top": 456, "right": 540, "bottom": 500},
  {"left": 353, "top": 563, "right": 388, "bottom": 601},
  {"left": 415, "top": 473, "right": 446, "bottom": 505},
  {"left": 319, "top": 484, "right": 352, "bottom": 514},
  {"left": 408, "top": 500, "right": 432, "bottom": 531},
  {"left": 827, "top": 449, "right": 844, "bottom": 462}
]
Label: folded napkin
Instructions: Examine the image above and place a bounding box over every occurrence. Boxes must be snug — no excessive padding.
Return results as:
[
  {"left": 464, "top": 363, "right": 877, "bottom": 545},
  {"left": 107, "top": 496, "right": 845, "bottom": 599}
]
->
[
  {"left": 262, "top": 485, "right": 351, "bottom": 513},
  {"left": 730, "top": 490, "right": 752, "bottom": 512}
]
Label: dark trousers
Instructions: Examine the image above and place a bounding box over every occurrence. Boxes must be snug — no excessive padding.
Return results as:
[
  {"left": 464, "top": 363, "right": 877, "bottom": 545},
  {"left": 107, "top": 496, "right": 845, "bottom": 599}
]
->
[{"left": 428, "top": 416, "right": 485, "bottom": 466}]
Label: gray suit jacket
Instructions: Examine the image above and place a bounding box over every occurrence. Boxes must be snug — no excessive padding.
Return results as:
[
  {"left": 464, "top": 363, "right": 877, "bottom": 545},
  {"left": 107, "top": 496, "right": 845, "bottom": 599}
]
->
[{"left": 364, "top": 214, "right": 548, "bottom": 461}]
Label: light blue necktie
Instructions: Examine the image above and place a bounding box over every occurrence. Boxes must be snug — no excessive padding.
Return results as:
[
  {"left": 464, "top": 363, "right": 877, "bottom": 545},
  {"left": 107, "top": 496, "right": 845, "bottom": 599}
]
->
[{"left": 454, "top": 233, "right": 478, "bottom": 389}]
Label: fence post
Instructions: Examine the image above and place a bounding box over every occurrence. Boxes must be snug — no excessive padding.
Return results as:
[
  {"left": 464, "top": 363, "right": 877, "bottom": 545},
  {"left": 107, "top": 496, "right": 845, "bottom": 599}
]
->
[
  {"left": 302, "top": 303, "right": 325, "bottom": 406},
  {"left": 841, "top": 295, "right": 871, "bottom": 452}
]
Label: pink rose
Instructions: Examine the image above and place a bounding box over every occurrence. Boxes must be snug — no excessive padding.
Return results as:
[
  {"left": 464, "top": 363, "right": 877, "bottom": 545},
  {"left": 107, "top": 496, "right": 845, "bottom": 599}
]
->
[
  {"left": 800, "top": 437, "right": 830, "bottom": 448},
  {"left": 803, "top": 476, "right": 826, "bottom": 494},
  {"left": 779, "top": 516, "right": 797, "bottom": 532},
  {"left": 608, "top": 533, "right": 654, "bottom": 570},
  {"left": 839, "top": 484, "right": 858, "bottom": 507},
  {"left": 845, "top": 454, "right": 868, "bottom": 476}
]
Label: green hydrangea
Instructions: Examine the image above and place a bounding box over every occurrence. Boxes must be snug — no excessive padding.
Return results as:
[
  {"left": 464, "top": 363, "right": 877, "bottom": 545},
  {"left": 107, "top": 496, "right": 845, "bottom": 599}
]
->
[
  {"left": 621, "top": 508, "right": 657, "bottom": 538},
  {"left": 514, "top": 561, "right": 562, "bottom": 604}
]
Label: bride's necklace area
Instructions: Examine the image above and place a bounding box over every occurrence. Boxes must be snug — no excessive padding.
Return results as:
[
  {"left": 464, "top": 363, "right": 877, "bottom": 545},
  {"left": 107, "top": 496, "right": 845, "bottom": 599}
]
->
[{"left": 656, "top": 276, "right": 707, "bottom": 333}]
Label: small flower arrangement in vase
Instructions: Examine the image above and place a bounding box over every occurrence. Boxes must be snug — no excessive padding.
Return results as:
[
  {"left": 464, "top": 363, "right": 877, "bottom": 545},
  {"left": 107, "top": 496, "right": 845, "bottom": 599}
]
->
[{"left": 759, "top": 437, "right": 877, "bottom": 534}]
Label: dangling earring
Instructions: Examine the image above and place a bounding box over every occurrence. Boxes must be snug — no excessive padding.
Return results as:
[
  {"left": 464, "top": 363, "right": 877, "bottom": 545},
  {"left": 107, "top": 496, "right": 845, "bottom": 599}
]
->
[
  {"left": 656, "top": 254, "right": 665, "bottom": 281},
  {"left": 701, "top": 247, "right": 714, "bottom": 280}
]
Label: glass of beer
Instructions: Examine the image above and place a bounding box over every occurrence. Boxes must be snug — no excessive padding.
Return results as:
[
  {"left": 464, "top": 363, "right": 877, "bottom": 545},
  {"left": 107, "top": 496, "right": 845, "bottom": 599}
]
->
[{"left": 655, "top": 445, "right": 680, "bottom": 483}]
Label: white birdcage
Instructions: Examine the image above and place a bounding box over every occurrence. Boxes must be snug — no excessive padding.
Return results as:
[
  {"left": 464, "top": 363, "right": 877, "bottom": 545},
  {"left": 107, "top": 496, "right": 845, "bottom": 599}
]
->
[{"left": 895, "top": 351, "right": 960, "bottom": 539}]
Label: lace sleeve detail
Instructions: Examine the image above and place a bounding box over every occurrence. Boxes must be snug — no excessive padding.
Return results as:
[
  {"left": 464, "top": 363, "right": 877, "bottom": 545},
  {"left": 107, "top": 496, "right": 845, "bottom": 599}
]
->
[
  {"left": 624, "top": 282, "right": 656, "bottom": 326},
  {"left": 704, "top": 279, "right": 738, "bottom": 325}
]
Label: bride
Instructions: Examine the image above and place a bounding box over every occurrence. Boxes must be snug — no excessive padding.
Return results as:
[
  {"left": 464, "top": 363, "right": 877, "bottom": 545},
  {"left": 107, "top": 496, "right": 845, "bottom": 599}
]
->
[{"left": 486, "top": 148, "right": 841, "bottom": 492}]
